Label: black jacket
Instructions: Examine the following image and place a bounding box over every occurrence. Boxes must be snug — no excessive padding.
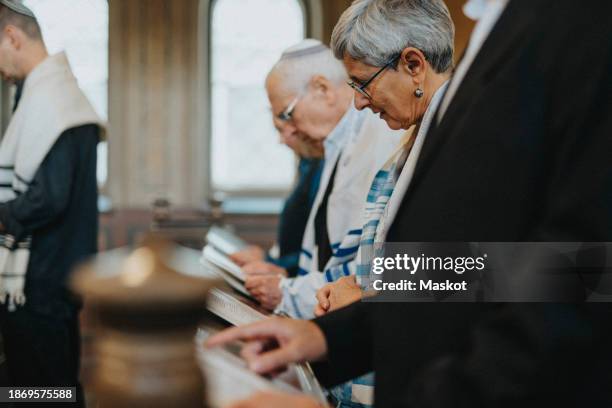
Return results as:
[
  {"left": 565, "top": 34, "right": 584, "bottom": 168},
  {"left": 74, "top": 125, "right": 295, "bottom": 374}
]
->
[
  {"left": 274, "top": 157, "right": 322, "bottom": 277},
  {"left": 0, "top": 125, "right": 100, "bottom": 319},
  {"left": 315, "top": 1, "right": 612, "bottom": 407}
]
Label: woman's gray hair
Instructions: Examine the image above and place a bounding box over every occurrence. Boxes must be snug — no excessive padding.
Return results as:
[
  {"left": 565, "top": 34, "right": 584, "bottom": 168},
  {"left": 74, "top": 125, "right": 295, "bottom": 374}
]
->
[{"left": 331, "top": 0, "right": 455, "bottom": 73}]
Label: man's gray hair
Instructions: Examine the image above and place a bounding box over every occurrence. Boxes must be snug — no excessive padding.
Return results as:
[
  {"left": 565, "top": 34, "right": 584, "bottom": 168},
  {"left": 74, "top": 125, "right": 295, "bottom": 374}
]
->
[
  {"left": 331, "top": 0, "right": 455, "bottom": 73},
  {"left": 267, "top": 39, "right": 349, "bottom": 95}
]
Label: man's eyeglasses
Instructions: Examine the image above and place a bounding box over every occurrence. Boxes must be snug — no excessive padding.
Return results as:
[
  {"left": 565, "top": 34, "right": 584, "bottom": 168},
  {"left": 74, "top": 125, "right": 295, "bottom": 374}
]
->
[
  {"left": 347, "top": 54, "right": 401, "bottom": 99},
  {"left": 277, "top": 96, "right": 300, "bottom": 122}
]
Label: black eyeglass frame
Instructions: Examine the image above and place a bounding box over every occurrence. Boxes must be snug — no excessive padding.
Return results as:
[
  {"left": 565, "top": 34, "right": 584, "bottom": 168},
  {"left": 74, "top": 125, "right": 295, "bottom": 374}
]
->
[
  {"left": 347, "top": 54, "right": 401, "bottom": 99},
  {"left": 276, "top": 96, "right": 300, "bottom": 122}
]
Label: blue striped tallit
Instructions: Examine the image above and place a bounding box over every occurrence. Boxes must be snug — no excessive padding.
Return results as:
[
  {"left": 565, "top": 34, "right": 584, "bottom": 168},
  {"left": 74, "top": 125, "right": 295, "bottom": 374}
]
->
[
  {"left": 276, "top": 107, "right": 403, "bottom": 320},
  {"left": 324, "top": 133, "right": 414, "bottom": 408},
  {"left": 322, "top": 132, "right": 414, "bottom": 287}
]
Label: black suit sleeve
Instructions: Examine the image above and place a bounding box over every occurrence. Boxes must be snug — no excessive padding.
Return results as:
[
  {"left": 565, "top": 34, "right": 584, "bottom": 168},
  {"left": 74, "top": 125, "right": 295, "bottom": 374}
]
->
[
  {"left": 312, "top": 301, "right": 374, "bottom": 386},
  {"left": 313, "top": 301, "right": 498, "bottom": 390},
  {"left": 0, "top": 129, "right": 80, "bottom": 240}
]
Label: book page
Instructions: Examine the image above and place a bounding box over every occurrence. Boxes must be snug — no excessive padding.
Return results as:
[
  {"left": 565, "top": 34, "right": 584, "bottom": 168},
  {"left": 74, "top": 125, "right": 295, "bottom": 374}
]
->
[
  {"left": 206, "top": 226, "right": 248, "bottom": 255},
  {"left": 206, "top": 287, "right": 267, "bottom": 326},
  {"left": 200, "top": 258, "right": 251, "bottom": 298},
  {"left": 203, "top": 245, "right": 246, "bottom": 282},
  {"left": 196, "top": 328, "right": 300, "bottom": 408}
]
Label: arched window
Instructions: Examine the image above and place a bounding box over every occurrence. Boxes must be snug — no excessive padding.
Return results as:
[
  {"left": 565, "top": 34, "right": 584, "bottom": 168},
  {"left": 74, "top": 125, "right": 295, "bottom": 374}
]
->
[
  {"left": 210, "top": 0, "right": 305, "bottom": 197},
  {"left": 24, "top": 0, "right": 108, "bottom": 186}
]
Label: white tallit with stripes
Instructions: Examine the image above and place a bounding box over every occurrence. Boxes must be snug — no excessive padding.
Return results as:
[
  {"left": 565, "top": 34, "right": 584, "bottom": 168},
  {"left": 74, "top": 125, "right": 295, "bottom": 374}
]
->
[
  {"left": 0, "top": 52, "right": 103, "bottom": 311},
  {"left": 275, "top": 106, "right": 403, "bottom": 319}
]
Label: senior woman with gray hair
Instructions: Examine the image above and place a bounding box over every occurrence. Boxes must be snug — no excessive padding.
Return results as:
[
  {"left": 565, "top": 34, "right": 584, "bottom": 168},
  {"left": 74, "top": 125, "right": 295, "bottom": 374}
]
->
[
  {"left": 315, "top": 0, "right": 454, "bottom": 316},
  {"left": 207, "top": 1, "right": 455, "bottom": 408},
  {"left": 310, "top": 1, "right": 453, "bottom": 407},
  {"left": 305, "top": 1, "right": 454, "bottom": 406}
]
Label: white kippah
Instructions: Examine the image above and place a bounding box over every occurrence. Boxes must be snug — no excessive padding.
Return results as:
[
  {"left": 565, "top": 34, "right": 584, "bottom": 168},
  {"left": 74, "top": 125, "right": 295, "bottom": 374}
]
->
[
  {"left": 0, "top": 0, "right": 35, "bottom": 18},
  {"left": 280, "top": 39, "right": 329, "bottom": 61}
]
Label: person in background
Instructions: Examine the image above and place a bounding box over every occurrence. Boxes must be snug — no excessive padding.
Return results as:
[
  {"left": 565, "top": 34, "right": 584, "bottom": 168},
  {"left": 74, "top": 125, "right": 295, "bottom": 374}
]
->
[
  {"left": 0, "top": 1, "right": 103, "bottom": 406},
  {"left": 230, "top": 108, "right": 324, "bottom": 278},
  {"left": 236, "top": 40, "right": 401, "bottom": 316},
  {"left": 234, "top": 39, "right": 401, "bottom": 408}
]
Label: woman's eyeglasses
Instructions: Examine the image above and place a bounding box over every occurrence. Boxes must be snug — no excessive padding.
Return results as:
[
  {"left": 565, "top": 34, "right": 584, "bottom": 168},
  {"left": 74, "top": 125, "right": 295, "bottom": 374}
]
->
[{"left": 347, "top": 54, "right": 401, "bottom": 99}]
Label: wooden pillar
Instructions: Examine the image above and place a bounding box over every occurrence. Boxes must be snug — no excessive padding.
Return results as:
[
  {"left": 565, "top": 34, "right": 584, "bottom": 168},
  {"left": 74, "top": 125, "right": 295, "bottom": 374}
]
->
[{"left": 108, "top": 0, "right": 206, "bottom": 208}]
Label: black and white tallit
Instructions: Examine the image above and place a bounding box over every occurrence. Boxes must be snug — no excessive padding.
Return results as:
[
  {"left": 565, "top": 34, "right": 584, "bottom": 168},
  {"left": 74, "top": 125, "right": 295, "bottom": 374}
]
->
[{"left": 0, "top": 52, "right": 103, "bottom": 311}]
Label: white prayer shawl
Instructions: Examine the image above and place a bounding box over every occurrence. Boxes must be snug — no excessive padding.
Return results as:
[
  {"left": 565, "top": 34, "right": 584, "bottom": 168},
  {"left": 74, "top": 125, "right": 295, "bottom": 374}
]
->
[
  {"left": 366, "top": 82, "right": 450, "bottom": 252},
  {"left": 301, "top": 82, "right": 449, "bottom": 289},
  {"left": 276, "top": 106, "right": 402, "bottom": 318},
  {"left": 0, "top": 52, "right": 103, "bottom": 311}
]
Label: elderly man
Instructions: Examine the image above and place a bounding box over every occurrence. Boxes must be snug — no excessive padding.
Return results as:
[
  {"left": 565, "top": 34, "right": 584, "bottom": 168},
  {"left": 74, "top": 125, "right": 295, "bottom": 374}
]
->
[
  {"left": 239, "top": 39, "right": 401, "bottom": 317},
  {"left": 0, "top": 1, "right": 102, "bottom": 405},
  {"left": 209, "top": 0, "right": 612, "bottom": 407}
]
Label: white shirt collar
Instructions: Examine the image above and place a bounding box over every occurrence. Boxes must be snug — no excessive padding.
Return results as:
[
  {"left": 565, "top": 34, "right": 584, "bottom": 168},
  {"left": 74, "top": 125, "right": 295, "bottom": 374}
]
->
[
  {"left": 463, "top": 0, "right": 507, "bottom": 21},
  {"left": 323, "top": 104, "right": 362, "bottom": 157}
]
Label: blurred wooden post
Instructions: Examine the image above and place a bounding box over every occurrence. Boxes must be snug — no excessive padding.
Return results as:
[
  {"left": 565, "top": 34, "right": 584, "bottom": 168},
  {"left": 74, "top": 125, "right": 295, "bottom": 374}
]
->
[{"left": 73, "top": 237, "right": 216, "bottom": 407}]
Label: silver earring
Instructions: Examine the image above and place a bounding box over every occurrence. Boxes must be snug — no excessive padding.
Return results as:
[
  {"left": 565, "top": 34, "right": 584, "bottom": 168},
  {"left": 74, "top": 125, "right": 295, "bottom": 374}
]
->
[{"left": 414, "top": 88, "right": 424, "bottom": 98}]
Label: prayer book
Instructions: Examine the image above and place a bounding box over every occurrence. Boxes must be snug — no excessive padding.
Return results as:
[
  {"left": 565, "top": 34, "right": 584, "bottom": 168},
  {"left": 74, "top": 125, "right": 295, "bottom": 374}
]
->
[{"left": 196, "top": 327, "right": 327, "bottom": 407}]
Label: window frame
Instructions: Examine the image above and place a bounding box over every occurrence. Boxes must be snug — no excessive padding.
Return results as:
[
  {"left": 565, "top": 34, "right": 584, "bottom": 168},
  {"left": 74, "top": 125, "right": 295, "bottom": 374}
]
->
[{"left": 203, "top": 0, "right": 310, "bottom": 203}]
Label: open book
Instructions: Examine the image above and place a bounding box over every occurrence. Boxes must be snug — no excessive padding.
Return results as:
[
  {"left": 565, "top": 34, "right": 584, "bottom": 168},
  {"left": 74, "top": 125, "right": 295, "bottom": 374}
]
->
[
  {"left": 202, "top": 245, "right": 245, "bottom": 282},
  {"left": 173, "top": 246, "right": 326, "bottom": 406},
  {"left": 206, "top": 286, "right": 267, "bottom": 326},
  {"left": 170, "top": 245, "right": 265, "bottom": 324},
  {"left": 201, "top": 226, "right": 249, "bottom": 286},
  {"left": 206, "top": 226, "right": 248, "bottom": 256},
  {"left": 196, "top": 327, "right": 327, "bottom": 408}
]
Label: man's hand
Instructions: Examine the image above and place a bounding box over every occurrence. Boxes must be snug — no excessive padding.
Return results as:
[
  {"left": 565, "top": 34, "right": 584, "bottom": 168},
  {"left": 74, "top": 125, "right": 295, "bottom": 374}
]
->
[
  {"left": 242, "top": 261, "right": 288, "bottom": 277},
  {"left": 314, "top": 276, "right": 362, "bottom": 317},
  {"left": 230, "top": 245, "right": 266, "bottom": 266},
  {"left": 245, "top": 274, "right": 283, "bottom": 311},
  {"left": 227, "top": 391, "right": 325, "bottom": 408},
  {"left": 206, "top": 317, "right": 328, "bottom": 375}
]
